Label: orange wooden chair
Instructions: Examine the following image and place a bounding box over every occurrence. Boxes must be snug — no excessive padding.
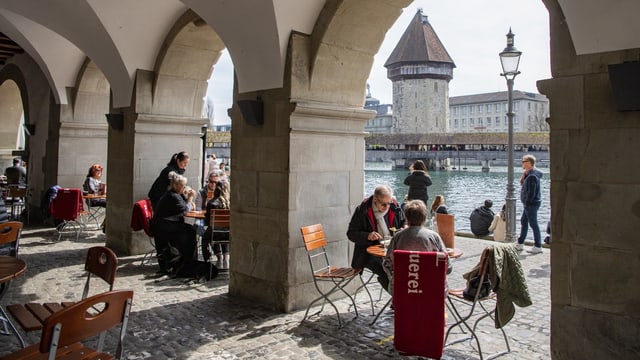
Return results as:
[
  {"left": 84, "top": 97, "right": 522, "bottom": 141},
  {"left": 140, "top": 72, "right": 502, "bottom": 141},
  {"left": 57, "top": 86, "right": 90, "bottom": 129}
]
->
[
  {"left": 6, "top": 246, "right": 118, "bottom": 340},
  {"left": 435, "top": 213, "right": 455, "bottom": 248},
  {"left": 0, "top": 289, "right": 134, "bottom": 360},
  {"left": 300, "top": 224, "right": 360, "bottom": 328}
]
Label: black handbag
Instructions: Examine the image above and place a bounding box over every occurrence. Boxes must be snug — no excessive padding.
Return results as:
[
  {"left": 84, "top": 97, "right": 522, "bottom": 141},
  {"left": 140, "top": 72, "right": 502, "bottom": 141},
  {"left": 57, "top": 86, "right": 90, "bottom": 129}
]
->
[{"left": 463, "top": 274, "right": 492, "bottom": 300}]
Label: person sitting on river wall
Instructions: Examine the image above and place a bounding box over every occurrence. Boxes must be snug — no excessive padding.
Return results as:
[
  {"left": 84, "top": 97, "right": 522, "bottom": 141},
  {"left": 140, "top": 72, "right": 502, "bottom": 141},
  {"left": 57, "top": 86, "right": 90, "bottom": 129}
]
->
[{"left": 469, "top": 199, "right": 495, "bottom": 237}]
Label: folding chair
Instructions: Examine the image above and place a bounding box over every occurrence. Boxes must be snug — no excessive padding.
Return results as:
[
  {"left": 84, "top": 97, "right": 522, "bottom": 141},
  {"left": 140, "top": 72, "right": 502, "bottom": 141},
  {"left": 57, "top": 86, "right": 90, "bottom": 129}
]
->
[
  {"left": 300, "top": 224, "right": 360, "bottom": 328},
  {"left": 7, "top": 246, "right": 118, "bottom": 339},
  {"left": 0, "top": 221, "right": 25, "bottom": 348},
  {"left": 5, "top": 186, "right": 29, "bottom": 224},
  {"left": 0, "top": 289, "right": 134, "bottom": 360},
  {"left": 49, "top": 188, "right": 87, "bottom": 241},
  {"left": 394, "top": 250, "right": 448, "bottom": 358},
  {"left": 445, "top": 247, "right": 510, "bottom": 360},
  {"left": 131, "top": 199, "right": 155, "bottom": 266},
  {"left": 208, "top": 208, "right": 230, "bottom": 272}
]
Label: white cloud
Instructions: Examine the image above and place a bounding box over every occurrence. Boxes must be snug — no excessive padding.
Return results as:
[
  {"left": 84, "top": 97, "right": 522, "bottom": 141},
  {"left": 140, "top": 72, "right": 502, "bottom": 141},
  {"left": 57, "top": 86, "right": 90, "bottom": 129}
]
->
[{"left": 207, "top": 0, "right": 550, "bottom": 122}]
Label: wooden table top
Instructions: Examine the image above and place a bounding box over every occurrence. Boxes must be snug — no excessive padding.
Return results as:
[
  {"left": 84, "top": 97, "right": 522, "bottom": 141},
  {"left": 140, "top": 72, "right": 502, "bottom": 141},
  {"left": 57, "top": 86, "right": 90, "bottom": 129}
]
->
[
  {"left": 185, "top": 210, "right": 205, "bottom": 219},
  {"left": 0, "top": 255, "right": 26, "bottom": 284},
  {"left": 367, "top": 245, "right": 463, "bottom": 259},
  {"left": 83, "top": 193, "right": 106, "bottom": 199}
]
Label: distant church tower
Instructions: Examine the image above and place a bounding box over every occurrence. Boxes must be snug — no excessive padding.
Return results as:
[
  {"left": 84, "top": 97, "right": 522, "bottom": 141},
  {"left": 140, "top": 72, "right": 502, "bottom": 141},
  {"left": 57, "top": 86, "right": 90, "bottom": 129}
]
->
[{"left": 385, "top": 9, "right": 455, "bottom": 134}]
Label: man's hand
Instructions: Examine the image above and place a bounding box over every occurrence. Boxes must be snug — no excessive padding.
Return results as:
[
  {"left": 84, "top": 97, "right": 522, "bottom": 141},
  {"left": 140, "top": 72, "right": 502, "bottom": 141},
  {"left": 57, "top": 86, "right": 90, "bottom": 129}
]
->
[{"left": 367, "top": 232, "right": 382, "bottom": 241}]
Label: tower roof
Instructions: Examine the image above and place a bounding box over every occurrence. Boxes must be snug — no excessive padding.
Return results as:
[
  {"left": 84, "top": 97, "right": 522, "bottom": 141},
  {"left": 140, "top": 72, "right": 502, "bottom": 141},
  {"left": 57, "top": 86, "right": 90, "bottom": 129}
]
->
[{"left": 384, "top": 9, "right": 455, "bottom": 68}]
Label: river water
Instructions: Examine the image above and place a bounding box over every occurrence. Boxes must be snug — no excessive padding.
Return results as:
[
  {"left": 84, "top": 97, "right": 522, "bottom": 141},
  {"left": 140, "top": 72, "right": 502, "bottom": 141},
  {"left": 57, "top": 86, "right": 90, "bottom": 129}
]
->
[{"left": 364, "top": 164, "right": 550, "bottom": 238}]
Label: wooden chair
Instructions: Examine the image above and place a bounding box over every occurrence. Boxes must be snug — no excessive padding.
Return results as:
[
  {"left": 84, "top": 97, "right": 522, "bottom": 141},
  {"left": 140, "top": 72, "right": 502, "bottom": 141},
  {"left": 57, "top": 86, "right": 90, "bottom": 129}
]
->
[
  {"left": 300, "top": 224, "right": 360, "bottom": 328},
  {"left": 207, "top": 208, "right": 230, "bottom": 272},
  {"left": 445, "top": 247, "right": 510, "bottom": 360},
  {"left": 0, "top": 221, "right": 25, "bottom": 348},
  {"left": 0, "top": 289, "right": 134, "bottom": 360},
  {"left": 5, "top": 187, "right": 29, "bottom": 224},
  {"left": 6, "top": 246, "right": 118, "bottom": 338},
  {"left": 435, "top": 213, "right": 455, "bottom": 248}
]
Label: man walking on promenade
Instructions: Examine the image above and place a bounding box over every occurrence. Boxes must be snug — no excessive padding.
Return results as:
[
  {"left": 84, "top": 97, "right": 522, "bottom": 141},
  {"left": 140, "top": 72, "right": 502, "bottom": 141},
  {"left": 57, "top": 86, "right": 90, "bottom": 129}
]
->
[{"left": 515, "top": 154, "right": 543, "bottom": 254}]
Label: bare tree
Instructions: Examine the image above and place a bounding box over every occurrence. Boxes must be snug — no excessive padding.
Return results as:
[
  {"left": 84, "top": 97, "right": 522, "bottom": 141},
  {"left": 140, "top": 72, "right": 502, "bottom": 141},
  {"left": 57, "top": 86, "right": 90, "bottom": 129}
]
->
[{"left": 527, "top": 107, "right": 549, "bottom": 131}]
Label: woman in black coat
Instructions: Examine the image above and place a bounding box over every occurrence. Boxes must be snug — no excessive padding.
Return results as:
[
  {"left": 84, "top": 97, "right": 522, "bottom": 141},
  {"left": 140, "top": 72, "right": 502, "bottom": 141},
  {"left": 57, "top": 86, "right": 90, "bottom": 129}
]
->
[
  {"left": 403, "top": 160, "right": 432, "bottom": 206},
  {"left": 148, "top": 151, "right": 190, "bottom": 207}
]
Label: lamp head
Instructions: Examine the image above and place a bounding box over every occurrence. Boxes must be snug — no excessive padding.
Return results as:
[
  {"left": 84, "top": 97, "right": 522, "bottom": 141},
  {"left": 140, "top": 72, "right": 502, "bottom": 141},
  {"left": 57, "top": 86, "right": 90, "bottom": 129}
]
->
[{"left": 499, "top": 28, "right": 522, "bottom": 79}]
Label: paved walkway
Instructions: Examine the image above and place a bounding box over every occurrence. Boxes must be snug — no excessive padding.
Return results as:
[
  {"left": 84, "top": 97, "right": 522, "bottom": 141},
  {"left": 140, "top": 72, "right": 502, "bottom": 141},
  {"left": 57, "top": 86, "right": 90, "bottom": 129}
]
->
[{"left": 1, "top": 225, "right": 550, "bottom": 359}]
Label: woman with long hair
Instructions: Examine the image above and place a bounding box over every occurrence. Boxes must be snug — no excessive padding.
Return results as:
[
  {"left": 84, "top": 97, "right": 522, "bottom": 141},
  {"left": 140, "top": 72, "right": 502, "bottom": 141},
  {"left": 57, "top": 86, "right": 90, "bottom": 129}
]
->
[
  {"left": 202, "top": 180, "right": 231, "bottom": 269},
  {"left": 489, "top": 204, "right": 507, "bottom": 242}
]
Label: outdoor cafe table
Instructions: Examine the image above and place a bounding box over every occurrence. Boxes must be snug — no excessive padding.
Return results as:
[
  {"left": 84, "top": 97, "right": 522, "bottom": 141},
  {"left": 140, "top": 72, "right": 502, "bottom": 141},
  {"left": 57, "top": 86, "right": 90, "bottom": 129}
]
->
[
  {"left": 365, "top": 244, "right": 462, "bottom": 325},
  {"left": 82, "top": 193, "right": 107, "bottom": 230},
  {"left": 0, "top": 255, "right": 27, "bottom": 347}
]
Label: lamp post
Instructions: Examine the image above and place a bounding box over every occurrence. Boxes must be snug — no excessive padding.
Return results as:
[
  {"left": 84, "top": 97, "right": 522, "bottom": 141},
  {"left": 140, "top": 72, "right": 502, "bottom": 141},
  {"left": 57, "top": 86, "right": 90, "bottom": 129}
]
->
[{"left": 499, "top": 28, "right": 522, "bottom": 243}]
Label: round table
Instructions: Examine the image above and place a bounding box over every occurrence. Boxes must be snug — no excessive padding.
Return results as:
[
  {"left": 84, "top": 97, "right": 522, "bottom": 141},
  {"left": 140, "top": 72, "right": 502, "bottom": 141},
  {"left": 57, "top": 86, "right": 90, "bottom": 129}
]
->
[
  {"left": 367, "top": 245, "right": 463, "bottom": 259},
  {"left": 0, "top": 256, "right": 26, "bottom": 284}
]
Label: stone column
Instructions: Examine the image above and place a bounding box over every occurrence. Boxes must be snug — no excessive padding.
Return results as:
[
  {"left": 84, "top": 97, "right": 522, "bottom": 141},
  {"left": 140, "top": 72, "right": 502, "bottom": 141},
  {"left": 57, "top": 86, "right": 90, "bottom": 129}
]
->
[
  {"left": 540, "top": 0, "right": 640, "bottom": 357},
  {"left": 105, "top": 70, "right": 204, "bottom": 255}
]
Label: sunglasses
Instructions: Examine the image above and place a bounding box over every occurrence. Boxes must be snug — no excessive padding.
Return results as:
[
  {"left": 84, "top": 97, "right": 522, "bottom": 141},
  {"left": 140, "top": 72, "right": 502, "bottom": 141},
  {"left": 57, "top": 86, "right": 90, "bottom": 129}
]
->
[{"left": 376, "top": 198, "right": 391, "bottom": 207}]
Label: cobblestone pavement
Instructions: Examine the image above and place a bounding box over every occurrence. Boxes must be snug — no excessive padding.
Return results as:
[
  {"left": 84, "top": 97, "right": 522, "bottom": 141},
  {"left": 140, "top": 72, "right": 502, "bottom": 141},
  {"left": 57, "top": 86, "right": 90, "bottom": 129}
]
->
[{"left": 1, "top": 225, "right": 551, "bottom": 359}]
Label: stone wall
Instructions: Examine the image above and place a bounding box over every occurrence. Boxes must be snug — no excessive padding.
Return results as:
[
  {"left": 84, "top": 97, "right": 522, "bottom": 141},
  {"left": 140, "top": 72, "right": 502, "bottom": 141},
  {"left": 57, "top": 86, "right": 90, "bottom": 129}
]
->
[
  {"left": 540, "top": 0, "right": 640, "bottom": 357},
  {"left": 392, "top": 77, "right": 449, "bottom": 134}
]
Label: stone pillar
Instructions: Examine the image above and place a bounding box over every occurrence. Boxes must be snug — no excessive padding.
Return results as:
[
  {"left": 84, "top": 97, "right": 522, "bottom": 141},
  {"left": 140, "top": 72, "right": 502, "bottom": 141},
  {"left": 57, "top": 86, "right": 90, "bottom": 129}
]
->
[
  {"left": 481, "top": 160, "right": 490, "bottom": 172},
  {"left": 540, "top": 0, "right": 640, "bottom": 357},
  {"left": 105, "top": 70, "right": 204, "bottom": 255}
]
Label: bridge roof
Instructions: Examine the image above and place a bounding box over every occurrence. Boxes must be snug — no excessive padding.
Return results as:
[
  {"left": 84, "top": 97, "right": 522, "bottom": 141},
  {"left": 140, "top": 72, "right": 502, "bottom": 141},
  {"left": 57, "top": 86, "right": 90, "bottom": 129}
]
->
[{"left": 365, "top": 132, "right": 549, "bottom": 145}]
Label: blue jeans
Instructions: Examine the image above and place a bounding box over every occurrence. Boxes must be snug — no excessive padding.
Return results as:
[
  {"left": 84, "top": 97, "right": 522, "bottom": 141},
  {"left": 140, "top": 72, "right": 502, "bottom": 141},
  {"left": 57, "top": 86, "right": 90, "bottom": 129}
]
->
[{"left": 518, "top": 203, "right": 542, "bottom": 247}]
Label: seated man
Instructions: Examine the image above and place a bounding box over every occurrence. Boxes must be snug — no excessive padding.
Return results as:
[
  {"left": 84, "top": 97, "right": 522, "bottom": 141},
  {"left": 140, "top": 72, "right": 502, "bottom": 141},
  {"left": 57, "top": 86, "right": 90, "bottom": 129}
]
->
[
  {"left": 383, "top": 200, "right": 451, "bottom": 294},
  {"left": 5, "top": 158, "right": 26, "bottom": 186},
  {"left": 469, "top": 199, "right": 495, "bottom": 237},
  {"left": 347, "top": 185, "right": 405, "bottom": 292}
]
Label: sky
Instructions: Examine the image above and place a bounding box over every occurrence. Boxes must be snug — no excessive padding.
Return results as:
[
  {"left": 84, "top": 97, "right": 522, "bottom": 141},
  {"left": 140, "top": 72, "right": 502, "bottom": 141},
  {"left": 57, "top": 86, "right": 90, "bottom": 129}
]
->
[{"left": 206, "top": 0, "right": 550, "bottom": 125}]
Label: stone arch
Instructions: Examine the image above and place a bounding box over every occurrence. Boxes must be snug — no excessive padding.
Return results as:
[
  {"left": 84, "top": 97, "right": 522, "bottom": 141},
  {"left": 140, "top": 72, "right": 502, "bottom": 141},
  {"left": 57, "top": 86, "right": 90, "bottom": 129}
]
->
[
  {"left": 304, "top": 0, "right": 411, "bottom": 106},
  {"left": 152, "top": 10, "right": 226, "bottom": 118},
  {"left": 55, "top": 58, "right": 110, "bottom": 186},
  {"left": 0, "top": 64, "right": 28, "bottom": 164}
]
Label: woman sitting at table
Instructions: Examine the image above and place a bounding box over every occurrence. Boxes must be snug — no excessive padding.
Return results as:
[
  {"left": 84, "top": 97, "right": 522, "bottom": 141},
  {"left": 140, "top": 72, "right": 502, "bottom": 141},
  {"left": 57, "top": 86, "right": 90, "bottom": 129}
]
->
[
  {"left": 150, "top": 171, "right": 197, "bottom": 274},
  {"left": 83, "top": 164, "right": 106, "bottom": 207},
  {"left": 202, "top": 180, "right": 230, "bottom": 269},
  {"left": 383, "top": 199, "right": 451, "bottom": 295}
]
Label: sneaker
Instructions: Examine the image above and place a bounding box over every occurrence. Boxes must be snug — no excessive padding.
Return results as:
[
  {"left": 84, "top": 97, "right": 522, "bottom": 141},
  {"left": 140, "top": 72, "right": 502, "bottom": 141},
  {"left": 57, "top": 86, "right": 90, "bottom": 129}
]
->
[
  {"left": 515, "top": 243, "right": 524, "bottom": 251},
  {"left": 527, "top": 246, "right": 543, "bottom": 254}
]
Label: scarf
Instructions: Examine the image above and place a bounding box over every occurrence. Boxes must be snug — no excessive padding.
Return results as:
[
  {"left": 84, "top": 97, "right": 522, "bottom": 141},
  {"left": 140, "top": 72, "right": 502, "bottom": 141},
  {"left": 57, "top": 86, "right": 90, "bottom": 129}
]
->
[
  {"left": 373, "top": 205, "right": 390, "bottom": 237},
  {"left": 520, "top": 168, "right": 531, "bottom": 185}
]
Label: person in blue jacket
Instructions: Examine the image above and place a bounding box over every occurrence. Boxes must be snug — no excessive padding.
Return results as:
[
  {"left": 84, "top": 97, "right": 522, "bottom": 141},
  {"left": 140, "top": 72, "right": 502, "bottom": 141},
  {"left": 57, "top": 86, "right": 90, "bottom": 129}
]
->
[{"left": 516, "top": 154, "right": 543, "bottom": 254}]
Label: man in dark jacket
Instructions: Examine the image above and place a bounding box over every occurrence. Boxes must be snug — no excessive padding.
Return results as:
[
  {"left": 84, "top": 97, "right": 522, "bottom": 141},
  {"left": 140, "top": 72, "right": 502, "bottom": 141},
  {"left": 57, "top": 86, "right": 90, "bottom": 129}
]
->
[
  {"left": 347, "top": 185, "right": 405, "bottom": 292},
  {"left": 469, "top": 199, "right": 495, "bottom": 237},
  {"left": 516, "top": 154, "right": 544, "bottom": 254}
]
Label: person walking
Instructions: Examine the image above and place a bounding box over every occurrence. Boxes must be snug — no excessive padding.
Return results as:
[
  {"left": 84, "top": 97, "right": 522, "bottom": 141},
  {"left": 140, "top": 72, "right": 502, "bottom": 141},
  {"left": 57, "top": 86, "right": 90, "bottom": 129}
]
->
[
  {"left": 403, "top": 160, "right": 432, "bottom": 206},
  {"left": 469, "top": 199, "right": 494, "bottom": 237},
  {"left": 516, "top": 154, "right": 543, "bottom": 254}
]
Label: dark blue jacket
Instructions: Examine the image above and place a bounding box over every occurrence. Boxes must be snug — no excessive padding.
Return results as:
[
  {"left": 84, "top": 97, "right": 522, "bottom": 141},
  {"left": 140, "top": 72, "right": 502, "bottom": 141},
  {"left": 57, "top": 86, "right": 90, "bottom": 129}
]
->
[{"left": 521, "top": 168, "right": 543, "bottom": 206}]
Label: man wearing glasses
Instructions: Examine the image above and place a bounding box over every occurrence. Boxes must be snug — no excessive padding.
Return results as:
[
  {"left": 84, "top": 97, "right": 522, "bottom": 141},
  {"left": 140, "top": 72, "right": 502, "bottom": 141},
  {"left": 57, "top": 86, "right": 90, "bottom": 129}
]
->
[
  {"left": 515, "top": 154, "right": 543, "bottom": 254},
  {"left": 347, "top": 185, "right": 406, "bottom": 292}
]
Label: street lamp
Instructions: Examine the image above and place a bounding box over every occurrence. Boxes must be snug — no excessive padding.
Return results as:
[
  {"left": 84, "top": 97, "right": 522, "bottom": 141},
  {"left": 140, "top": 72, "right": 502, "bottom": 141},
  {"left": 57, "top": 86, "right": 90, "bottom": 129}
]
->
[{"left": 499, "top": 28, "right": 522, "bottom": 243}]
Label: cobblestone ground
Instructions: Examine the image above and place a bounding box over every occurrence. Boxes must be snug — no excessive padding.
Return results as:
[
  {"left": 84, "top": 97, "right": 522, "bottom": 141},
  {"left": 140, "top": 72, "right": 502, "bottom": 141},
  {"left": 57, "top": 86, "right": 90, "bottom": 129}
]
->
[{"left": 1, "top": 225, "right": 551, "bottom": 359}]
